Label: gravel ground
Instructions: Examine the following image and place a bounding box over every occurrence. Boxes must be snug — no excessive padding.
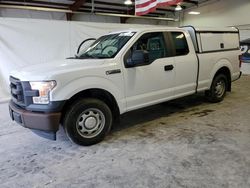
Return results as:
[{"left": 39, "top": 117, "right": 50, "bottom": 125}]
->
[{"left": 0, "top": 75, "right": 249, "bottom": 188}]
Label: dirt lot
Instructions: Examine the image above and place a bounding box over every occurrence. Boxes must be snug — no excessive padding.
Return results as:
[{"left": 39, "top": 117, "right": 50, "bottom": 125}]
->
[{"left": 0, "top": 75, "right": 249, "bottom": 188}]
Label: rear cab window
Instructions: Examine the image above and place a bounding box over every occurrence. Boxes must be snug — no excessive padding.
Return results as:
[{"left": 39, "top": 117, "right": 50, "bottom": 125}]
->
[{"left": 170, "top": 32, "right": 189, "bottom": 56}]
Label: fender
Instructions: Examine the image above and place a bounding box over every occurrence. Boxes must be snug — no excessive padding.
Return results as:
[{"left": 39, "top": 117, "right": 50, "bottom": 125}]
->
[
  {"left": 208, "top": 58, "right": 233, "bottom": 88},
  {"left": 50, "top": 76, "right": 126, "bottom": 114}
]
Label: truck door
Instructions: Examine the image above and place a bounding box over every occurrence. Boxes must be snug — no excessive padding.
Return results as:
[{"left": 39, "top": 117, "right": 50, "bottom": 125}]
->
[
  {"left": 123, "top": 32, "right": 175, "bottom": 111},
  {"left": 169, "top": 31, "right": 198, "bottom": 96}
]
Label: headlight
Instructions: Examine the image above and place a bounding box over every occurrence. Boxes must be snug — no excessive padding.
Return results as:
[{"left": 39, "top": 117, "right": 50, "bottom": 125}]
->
[{"left": 30, "top": 81, "right": 56, "bottom": 104}]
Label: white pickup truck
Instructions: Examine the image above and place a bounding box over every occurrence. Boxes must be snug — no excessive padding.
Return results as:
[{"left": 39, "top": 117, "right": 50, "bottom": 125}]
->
[{"left": 9, "top": 26, "right": 242, "bottom": 146}]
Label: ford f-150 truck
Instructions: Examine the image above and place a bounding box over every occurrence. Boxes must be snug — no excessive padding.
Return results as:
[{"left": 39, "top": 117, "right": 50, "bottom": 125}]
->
[{"left": 9, "top": 26, "right": 242, "bottom": 146}]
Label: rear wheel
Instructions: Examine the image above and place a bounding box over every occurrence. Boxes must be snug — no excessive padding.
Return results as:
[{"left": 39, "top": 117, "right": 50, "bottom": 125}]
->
[
  {"left": 206, "top": 74, "right": 228, "bottom": 103},
  {"left": 63, "top": 98, "right": 112, "bottom": 146}
]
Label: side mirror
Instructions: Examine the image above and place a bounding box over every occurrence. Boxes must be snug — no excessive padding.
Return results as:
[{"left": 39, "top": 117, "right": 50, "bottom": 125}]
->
[{"left": 126, "top": 50, "right": 149, "bottom": 67}]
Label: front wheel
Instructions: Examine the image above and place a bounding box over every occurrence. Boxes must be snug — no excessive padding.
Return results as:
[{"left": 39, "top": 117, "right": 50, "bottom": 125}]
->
[
  {"left": 206, "top": 74, "right": 228, "bottom": 103},
  {"left": 63, "top": 98, "right": 112, "bottom": 146}
]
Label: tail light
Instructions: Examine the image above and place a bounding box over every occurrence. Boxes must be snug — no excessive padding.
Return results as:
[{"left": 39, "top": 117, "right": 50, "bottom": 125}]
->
[{"left": 239, "top": 55, "right": 242, "bottom": 68}]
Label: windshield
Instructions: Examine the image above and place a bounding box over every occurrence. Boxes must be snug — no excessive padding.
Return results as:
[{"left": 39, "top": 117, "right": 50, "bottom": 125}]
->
[{"left": 76, "top": 32, "right": 135, "bottom": 59}]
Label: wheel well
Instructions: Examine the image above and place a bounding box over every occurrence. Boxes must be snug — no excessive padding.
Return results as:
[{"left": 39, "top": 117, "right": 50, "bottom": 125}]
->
[
  {"left": 214, "top": 67, "right": 231, "bottom": 91},
  {"left": 61, "top": 89, "right": 120, "bottom": 123}
]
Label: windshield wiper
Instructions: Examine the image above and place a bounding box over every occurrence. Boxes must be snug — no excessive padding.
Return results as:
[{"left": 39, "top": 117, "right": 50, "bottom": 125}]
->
[
  {"left": 71, "top": 53, "right": 110, "bottom": 59},
  {"left": 76, "top": 54, "right": 99, "bottom": 59}
]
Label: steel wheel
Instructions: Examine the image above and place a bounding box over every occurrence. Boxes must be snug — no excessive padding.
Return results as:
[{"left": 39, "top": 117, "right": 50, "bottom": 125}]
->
[
  {"left": 214, "top": 79, "right": 226, "bottom": 98},
  {"left": 76, "top": 108, "right": 105, "bottom": 138},
  {"left": 206, "top": 74, "right": 228, "bottom": 103},
  {"left": 63, "top": 98, "right": 113, "bottom": 146}
]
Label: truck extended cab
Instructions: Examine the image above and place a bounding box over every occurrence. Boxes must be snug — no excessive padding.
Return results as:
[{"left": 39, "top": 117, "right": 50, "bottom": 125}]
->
[{"left": 9, "top": 26, "right": 242, "bottom": 146}]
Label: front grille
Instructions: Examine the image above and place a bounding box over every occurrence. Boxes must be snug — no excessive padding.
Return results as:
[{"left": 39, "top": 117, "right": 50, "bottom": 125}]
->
[{"left": 10, "top": 76, "right": 25, "bottom": 106}]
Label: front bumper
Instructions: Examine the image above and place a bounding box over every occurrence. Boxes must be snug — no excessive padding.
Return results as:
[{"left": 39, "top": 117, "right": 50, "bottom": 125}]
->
[{"left": 9, "top": 100, "right": 61, "bottom": 134}]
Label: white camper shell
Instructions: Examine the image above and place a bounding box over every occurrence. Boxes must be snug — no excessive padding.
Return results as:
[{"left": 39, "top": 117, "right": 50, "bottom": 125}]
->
[{"left": 183, "top": 26, "right": 240, "bottom": 53}]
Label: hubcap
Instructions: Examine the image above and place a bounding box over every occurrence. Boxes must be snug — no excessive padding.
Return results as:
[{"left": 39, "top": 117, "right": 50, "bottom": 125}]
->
[
  {"left": 76, "top": 108, "right": 105, "bottom": 138},
  {"left": 85, "top": 117, "right": 97, "bottom": 129},
  {"left": 215, "top": 80, "right": 225, "bottom": 98}
]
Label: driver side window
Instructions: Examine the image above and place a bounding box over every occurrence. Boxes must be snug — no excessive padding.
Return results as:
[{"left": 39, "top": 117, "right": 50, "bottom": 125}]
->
[{"left": 132, "top": 32, "right": 167, "bottom": 63}]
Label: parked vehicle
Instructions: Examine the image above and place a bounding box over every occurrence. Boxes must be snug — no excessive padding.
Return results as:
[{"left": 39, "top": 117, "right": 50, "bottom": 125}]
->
[
  {"left": 9, "top": 26, "right": 242, "bottom": 145},
  {"left": 240, "top": 38, "right": 250, "bottom": 63}
]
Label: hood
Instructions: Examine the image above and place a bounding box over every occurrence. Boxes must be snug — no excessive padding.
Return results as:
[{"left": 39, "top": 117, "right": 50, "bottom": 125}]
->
[{"left": 11, "top": 58, "right": 106, "bottom": 81}]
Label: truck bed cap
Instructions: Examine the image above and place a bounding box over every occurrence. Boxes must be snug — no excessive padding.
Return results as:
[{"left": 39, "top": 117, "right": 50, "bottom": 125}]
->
[
  {"left": 108, "top": 26, "right": 182, "bottom": 34},
  {"left": 191, "top": 27, "right": 238, "bottom": 33}
]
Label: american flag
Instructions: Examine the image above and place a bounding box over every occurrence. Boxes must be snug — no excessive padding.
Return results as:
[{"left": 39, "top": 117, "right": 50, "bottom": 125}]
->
[{"left": 135, "top": 0, "right": 183, "bottom": 16}]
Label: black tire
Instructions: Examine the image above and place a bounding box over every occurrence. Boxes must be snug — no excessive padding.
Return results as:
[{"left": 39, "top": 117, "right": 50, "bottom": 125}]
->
[
  {"left": 206, "top": 74, "right": 228, "bottom": 103},
  {"left": 63, "top": 98, "right": 112, "bottom": 146}
]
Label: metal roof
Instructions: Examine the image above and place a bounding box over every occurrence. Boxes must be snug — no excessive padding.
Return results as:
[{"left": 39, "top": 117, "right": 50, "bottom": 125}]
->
[{"left": 0, "top": 0, "right": 210, "bottom": 21}]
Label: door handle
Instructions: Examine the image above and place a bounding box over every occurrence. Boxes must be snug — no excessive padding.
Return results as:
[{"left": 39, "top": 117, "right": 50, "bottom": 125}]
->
[{"left": 164, "top": 65, "right": 174, "bottom": 71}]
